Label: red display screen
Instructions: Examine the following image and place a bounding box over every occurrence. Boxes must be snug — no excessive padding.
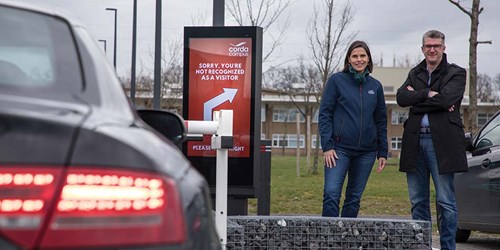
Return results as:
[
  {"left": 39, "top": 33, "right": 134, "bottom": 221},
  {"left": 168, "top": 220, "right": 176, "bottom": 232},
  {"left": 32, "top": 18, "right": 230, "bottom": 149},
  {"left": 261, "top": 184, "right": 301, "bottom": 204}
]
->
[{"left": 187, "top": 38, "right": 253, "bottom": 158}]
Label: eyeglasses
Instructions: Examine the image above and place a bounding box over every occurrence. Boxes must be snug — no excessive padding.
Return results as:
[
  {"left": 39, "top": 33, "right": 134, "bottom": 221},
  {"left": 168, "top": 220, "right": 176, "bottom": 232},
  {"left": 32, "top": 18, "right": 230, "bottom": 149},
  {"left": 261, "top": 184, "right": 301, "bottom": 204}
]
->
[{"left": 422, "top": 44, "right": 444, "bottom": 50}]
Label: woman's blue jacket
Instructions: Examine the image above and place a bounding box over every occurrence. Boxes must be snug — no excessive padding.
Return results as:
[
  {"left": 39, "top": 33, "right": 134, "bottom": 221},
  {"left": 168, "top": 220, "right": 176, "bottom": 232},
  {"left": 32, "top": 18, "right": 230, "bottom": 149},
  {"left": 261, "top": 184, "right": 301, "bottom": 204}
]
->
[{"left": 319, "top": 71, "right": 388, "bottom": 159}]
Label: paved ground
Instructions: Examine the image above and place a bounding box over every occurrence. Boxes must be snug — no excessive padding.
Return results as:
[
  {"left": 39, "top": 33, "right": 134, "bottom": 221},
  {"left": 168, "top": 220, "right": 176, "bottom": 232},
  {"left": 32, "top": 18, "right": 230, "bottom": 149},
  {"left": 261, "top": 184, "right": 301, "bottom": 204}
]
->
[
  {"left": 361, "top": 215, "right": 500, "bottom": 250},
  {"left": 432, "top": 233, "right": 500, "bottom": 250}
]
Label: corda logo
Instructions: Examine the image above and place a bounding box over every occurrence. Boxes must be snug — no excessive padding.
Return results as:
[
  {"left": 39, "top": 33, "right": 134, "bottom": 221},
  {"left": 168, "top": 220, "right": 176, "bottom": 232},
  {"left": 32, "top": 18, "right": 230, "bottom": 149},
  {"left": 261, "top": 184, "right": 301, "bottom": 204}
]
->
[{"left": 228, "top": 42, "right": 249, "bottom": 57}]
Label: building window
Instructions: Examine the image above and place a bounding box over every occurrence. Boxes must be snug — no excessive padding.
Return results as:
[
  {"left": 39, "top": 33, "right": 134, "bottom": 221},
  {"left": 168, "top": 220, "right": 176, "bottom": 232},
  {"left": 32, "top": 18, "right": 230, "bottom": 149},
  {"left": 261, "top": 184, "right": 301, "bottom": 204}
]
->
[
  {"left": 391, "top": 110, "right": 408, "bottom": 125},
  {"left": 391, "top": 137, "right": 403, "bottom": 150},
  {"left": 272, "top": 109, "right": 288, "bottom": 122},
  {"left": 311, "top": 135, "right": 322, "bottom": 149},
  {"left": 313, "top": 109, "right": 319, "bottom": 123},
  {"left": 272, "top": 134, "right": 305, "bottom": 148},
  {"left": 272, "top": 134, "right": 286, "bottom": 147},
  {"left": 261, "top": 107, "right": 266, "bottom": 122},
  {"left": 477, "top": 113, "right": 493, "bottom": 127},
  {"left": 288, "top": 135, "right": 305, "bottom": 148},
  {"left": 272, "top": 108, "right": 305, "bottom": 122},
  {"left": 383, "top": 86, "right": 394, "bottom": 93},
  {"left": 288, "top": 109, "right": 305, "bottom": 123}
]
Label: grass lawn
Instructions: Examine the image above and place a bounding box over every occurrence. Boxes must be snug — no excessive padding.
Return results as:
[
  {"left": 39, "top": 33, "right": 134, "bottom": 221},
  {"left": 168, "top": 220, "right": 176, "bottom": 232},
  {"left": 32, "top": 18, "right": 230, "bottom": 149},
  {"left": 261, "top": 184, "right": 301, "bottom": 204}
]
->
[
  {"left": 246, "top": 155, "right": 500, "bottom": 239},
  {"left": 249, "top": 155, "right": 436, "bottom": 218}
]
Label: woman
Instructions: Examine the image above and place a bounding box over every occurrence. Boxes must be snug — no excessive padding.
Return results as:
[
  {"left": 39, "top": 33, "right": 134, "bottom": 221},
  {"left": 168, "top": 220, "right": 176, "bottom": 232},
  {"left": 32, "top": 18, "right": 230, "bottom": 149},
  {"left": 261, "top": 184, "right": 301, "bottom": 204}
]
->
[{"left": 319, "top": 40, "right": 388, "bottom": 217}]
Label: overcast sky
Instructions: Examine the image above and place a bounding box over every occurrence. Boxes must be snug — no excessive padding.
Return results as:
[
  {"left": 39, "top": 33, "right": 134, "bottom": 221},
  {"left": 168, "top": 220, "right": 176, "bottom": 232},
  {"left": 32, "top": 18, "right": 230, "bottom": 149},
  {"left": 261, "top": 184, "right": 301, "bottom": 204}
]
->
[{"left": 16, "top": 0, "right": 500, "bottom": 78}]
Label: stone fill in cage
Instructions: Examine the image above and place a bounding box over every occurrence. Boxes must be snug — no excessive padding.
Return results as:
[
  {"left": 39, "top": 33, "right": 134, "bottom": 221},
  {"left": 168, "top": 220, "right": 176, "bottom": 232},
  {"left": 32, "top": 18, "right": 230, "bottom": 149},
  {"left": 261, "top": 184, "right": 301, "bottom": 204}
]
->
[{"left": 227, "top": 216, "right": 431, "bottom": 250}]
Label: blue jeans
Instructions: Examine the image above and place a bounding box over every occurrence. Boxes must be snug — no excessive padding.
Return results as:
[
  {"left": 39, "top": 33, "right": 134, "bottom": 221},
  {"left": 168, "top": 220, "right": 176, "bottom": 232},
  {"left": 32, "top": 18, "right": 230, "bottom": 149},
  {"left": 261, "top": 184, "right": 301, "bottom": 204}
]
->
[
  {"left": 407, "top": 134, "right": 457, "bottom": 250},
  {"left": 322, "top": 147, "right": 376, "bottom": 217}
]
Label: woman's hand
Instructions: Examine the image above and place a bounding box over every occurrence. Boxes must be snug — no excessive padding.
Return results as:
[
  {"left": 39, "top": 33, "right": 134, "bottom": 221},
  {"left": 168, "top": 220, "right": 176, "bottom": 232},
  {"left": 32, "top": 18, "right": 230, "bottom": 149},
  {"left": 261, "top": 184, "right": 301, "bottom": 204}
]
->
[
  {"left": 376, "top": 157, "right": 387, "bottom": 173},
  {"left": 324, "top": 149, "right": 338, "bottom": 168}
]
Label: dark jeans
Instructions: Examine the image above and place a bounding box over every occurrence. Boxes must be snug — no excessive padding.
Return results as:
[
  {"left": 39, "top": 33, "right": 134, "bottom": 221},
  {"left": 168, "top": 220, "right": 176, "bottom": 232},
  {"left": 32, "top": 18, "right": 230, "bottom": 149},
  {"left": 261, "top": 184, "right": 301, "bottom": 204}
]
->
[
  {"left": 407, "top": 133, "right": 457, "bottom": 250},
  {"left": 322, "top": 147, "right": 376, "bottom": 217}
]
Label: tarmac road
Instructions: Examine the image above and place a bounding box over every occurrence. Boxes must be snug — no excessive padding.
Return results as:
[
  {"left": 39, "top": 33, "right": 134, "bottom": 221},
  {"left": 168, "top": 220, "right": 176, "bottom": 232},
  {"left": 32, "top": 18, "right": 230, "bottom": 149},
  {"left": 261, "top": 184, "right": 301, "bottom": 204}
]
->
[
  {"left": 361, "top": 215, "right": 500, "bottom": 250},
  {"left": 432, "top": 233, "right": 500, "bottom": 250}
]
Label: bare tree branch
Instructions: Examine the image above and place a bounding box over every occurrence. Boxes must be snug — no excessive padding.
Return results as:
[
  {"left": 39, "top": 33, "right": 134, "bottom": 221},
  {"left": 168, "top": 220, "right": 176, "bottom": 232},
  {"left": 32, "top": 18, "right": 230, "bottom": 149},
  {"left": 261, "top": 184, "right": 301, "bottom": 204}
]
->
[
  {"left": 226, "top": 0, "right": 293, "bottom": 62},
  {"left": 448, "top": 0, "right": 473, "bottom": 17},
  {"left": 478, "top": 40, "right": 492, "bottom": 44},
  {"left": 308, "top": 0, "right": 357, "bottom": 87},
  {"left": 305, "top": 0, "right": 357, "bottom": 174}
]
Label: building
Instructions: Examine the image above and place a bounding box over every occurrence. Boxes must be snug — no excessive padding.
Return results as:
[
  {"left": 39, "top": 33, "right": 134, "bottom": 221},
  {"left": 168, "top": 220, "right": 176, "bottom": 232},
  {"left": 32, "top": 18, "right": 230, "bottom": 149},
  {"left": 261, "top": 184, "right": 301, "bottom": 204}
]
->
[
  {"left": 129, "top": 67, "right": 499, "bottom": 158},
  {"left": 261, "top": 67, "right": 499, "bottom": 157}
]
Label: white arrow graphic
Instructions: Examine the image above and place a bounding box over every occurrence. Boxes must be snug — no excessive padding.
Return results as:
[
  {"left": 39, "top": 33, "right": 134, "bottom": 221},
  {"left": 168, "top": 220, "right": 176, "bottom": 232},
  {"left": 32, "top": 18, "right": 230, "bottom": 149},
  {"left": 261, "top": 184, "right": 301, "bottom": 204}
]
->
[{"left": 203, "top": 88, "right": 238, "bottom": 121}]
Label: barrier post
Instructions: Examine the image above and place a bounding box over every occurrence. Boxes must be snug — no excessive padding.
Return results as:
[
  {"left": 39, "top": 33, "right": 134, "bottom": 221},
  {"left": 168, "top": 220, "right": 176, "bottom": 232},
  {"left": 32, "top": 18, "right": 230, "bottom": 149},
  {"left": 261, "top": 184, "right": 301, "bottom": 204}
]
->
[
  {"left": 211, "top": 110, "right": 233, "bottom": 249},
  {"left": 186, "top": 110, "right": 233, "bottom": 249},
  {"left": 257, "top": 140, "right": 271, "bottom": 215}
]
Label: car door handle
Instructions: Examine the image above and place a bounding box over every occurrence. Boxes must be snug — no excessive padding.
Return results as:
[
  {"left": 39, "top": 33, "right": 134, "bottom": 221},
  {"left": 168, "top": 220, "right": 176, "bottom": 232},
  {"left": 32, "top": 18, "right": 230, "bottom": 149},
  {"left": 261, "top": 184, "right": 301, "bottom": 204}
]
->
[{"left": 481, "top": 158, "right": 491, "bottom": 168}]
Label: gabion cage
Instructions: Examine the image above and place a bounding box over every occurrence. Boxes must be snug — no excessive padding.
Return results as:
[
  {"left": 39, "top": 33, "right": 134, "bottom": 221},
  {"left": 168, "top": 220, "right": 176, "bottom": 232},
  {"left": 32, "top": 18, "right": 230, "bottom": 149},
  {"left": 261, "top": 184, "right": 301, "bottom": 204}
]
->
[{"left": 227, "top": 216, "right": 431, "bottom": 250}]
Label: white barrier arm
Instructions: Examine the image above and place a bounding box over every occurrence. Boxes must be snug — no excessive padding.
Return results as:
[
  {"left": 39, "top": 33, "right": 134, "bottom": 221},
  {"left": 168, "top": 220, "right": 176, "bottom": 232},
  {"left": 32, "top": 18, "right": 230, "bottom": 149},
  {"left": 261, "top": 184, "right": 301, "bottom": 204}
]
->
[
  {"left": 185, "top": 120, "right": 218, "bottom": 135},
  {"left": 185, "top": 110, "right": 233, "bottom": 250}
]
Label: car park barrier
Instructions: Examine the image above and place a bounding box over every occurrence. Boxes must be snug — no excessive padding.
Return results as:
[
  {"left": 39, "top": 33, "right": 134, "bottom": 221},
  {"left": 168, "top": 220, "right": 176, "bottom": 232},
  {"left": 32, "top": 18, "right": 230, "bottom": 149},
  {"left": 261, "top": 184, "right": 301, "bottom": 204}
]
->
[{"left": 185, "top": 109, "right": 233, "bottom": 249}]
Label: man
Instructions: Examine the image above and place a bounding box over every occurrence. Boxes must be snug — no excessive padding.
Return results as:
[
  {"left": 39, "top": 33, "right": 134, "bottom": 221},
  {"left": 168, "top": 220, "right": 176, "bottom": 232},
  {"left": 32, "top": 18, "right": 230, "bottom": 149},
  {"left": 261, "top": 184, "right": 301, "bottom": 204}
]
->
[{"left": 396, "top": 30, "right": 467, "bottom": 250}]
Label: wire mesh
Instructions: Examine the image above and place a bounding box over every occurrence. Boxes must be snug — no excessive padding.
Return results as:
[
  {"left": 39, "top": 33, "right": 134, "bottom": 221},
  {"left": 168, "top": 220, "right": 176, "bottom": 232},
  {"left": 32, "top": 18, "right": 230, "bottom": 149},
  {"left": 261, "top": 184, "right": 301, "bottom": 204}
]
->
[{"left": 227, "top": 216, "right": 431, "bottom": 250}]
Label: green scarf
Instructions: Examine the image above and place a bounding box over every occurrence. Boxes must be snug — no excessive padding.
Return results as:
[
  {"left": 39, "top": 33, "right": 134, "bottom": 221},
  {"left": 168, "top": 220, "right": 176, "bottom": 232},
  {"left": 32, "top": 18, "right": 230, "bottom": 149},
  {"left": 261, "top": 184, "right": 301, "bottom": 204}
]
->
[{"left": 348, "top": 64, "right": 369, "bottom": 83}]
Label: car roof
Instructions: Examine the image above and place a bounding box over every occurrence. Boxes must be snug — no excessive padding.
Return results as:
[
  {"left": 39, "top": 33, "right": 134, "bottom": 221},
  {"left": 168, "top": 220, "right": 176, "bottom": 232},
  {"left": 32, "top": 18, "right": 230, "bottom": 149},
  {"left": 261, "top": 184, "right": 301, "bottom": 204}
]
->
[{"left": 0, "top": 0, "right": 85, "bottom": 28}]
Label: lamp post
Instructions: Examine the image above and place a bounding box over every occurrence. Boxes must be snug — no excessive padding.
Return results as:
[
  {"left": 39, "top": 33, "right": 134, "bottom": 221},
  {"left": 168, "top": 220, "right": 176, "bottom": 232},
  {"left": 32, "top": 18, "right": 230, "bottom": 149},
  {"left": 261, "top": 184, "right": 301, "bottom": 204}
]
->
[
  {"left": 106, "top": 8, "right": 117, "bottom": 69},
  {"left": 130, "top": 0, "right": 137, "bottom": 105},
  {"left": 153, "top": 0, "right": 161, "bottom": 109},
  {"left": 213, "top": 0, "right": 224, "bottom": 26},
  {"left": 98, "top": 39, "right": 107, "bottom": 53}
]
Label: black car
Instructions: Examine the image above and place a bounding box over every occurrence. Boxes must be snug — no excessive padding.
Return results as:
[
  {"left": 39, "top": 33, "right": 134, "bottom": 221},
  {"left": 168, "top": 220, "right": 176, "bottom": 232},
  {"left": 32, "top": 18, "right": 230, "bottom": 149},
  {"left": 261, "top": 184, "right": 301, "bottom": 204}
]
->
[
  {"left": 0, "top": 1, "right": 220, "bottom": 249},
  {"left": 454, "top": 110, "right": 500, "bottom": 242}
]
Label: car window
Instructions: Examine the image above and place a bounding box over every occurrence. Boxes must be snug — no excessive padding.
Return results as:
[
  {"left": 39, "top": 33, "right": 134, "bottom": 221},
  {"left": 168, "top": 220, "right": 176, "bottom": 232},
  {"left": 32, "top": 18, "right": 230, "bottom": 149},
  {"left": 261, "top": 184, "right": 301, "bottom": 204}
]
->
[
  {"left": 0, "top": 5, "right": 82, "bottom": 100},
  {"left": 475, "top": 113, "right": 500, "bottom": 149}
]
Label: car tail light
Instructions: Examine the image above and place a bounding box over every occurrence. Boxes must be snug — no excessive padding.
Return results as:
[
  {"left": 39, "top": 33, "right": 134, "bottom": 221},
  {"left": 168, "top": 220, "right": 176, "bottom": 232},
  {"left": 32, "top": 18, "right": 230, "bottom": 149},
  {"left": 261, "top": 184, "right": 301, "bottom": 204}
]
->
[
  {"left": 0, "top": 166, "right": 186, "bottom": 249},
  {"left": 0, "top": 166, "right": 62, "bottom": 249}
]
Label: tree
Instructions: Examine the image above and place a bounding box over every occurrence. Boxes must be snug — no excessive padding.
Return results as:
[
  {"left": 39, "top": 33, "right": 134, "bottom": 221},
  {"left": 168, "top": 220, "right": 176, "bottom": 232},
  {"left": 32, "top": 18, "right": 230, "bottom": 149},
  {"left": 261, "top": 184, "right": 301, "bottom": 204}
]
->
[
  {"left": 266, "top": 61, "right": 322, "bottom": 173},
  {"left": 307, "top": 0, "right": 357, "bottom": 174},
  {"left": 477, "top": 73, "right": 500, "bottom": 103},
  {"left": 477, "top": 73, "right": 493, "bottom": 102},
  {"left": 159, "top": 39, "right": 183, "bottom": 110},
  {"left": 225, "top": 0, "right": 293, "bottom": 62},
  {"left": 495, "top": 73, "right": 500, "bottom": 94},
  {"left": 370, "top": 53, "right": 421, "bottom": 68},
  {"left": 119, "top": 68, "right": 154, "bottom": 106},
  {"left": 127, "top": 39, "right": 183, "bottom": 110},
  {"left": 395, "top": 54, "right": 422, "bottom": 68},
  {"left": 448, "top": 0, "right": 492, "bottom": 132},
  {"left": 296, "top": 61, "right": 323, "bottom": 174},
  {"left": 262, "top": 65, "right": 285, "bottom": 89}
]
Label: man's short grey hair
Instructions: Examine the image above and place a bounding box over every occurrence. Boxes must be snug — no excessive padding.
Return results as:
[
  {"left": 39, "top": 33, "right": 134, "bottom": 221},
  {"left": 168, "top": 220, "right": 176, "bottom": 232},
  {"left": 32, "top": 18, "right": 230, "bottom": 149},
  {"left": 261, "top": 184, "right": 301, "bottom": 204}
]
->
[{"left": 422, "top": 30, "right": 445, "bottom": 45}]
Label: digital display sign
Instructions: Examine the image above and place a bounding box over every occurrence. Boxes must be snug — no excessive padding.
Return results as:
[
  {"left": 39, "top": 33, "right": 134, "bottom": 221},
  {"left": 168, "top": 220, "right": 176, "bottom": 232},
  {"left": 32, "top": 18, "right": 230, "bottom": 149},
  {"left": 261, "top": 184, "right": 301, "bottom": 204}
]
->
[
  {"left": 183, "top": 27, "right": 262, "bottom": 196},
  {"left": 187, "top": 37, "right": 252, "bottom": 158}
]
